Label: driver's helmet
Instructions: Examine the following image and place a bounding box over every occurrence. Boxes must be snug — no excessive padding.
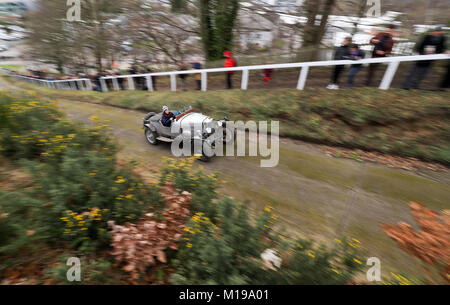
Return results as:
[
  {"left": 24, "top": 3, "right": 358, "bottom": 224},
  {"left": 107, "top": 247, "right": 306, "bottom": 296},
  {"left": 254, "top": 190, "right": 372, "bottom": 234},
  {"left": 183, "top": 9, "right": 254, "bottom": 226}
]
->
[{"left": 162, "top": 105, "right": 169, "bottom": 112}]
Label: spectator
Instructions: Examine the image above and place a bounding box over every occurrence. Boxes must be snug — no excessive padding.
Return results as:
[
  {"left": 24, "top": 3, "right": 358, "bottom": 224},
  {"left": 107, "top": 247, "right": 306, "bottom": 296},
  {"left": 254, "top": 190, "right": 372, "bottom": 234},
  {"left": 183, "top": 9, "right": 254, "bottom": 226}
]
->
[
  {"left": 262, "top": 62, "right": 274, "bottom": 84},
  {"left": 117, "top": 71, "right": 125, "bottom": 90},
  {"left": 129, "top": 64, "right": 138, "bottom": 75},
  {"left": 366, "top": 25, "right": 396, "bottom": 86},
  {"left": 139, "top": 66, "right": 149, "bottom": 90},
  {"left": 224, "top": 50, "right": 236, "bottom": 89},
  {"left": 148, "top": 67, "right": 157, "bottom": 91},
  {"left": 345, "top": 44, "right": 365, "bottom": 88},
  {"left": 403, "top": 26, "right": 447, "bottom": 90},
  {"left": 192, "top": 59, "right": 202, "bottom": 90},
  {"left": 178, "top": 61, "right": 189, "bottom": 91},
  {"left": 327, "top": 36, "right": 352, "bottom": 89}
]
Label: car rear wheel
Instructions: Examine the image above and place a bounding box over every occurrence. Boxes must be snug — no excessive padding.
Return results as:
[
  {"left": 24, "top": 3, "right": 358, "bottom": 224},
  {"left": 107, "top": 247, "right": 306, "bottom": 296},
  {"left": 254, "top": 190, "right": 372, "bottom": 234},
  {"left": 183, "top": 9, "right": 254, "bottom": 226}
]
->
[
  {"left": 145, "top": 127, "right": 158, "bottom": 145},
  {"left": 199, "top": 154, "right": 211, "bottom": 162}
]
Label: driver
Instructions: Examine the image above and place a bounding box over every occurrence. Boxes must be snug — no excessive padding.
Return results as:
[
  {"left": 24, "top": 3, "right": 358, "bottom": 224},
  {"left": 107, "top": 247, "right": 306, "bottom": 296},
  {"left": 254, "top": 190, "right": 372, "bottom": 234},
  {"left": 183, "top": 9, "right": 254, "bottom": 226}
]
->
[{"left": 161, "top": 105, "right": 175, "bottom": 127}]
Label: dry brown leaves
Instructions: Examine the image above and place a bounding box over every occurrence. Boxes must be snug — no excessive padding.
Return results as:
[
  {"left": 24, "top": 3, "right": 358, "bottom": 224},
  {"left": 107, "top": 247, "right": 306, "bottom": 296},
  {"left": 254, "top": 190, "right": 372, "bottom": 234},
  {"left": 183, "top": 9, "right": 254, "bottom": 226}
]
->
[
  {"left": 321, "top": 146, "right": 448, "bottom": 172},
  {"left": 108, "top": 182, "right": 192, "bottom": 280},
  {"left": 380, "top": 202, "right": 450, "bottom": 283}
]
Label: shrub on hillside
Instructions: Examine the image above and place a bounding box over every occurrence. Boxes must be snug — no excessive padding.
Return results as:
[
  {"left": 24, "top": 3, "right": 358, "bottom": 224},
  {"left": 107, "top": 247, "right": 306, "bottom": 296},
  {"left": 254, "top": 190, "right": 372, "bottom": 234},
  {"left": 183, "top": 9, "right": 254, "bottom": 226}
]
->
[
  {"left": 0, "top": 93, "right": 162, "bottom": 252},
  {"left": 157, "top": 158, "right": 363, "bottom": 284},
  {"left": 170, "top": 198, "right": 363, "bottom": 285}
]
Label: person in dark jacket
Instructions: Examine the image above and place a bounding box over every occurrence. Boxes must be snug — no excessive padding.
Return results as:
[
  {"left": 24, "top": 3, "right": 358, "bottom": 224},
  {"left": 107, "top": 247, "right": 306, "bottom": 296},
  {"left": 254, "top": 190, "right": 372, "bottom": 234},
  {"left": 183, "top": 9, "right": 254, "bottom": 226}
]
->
[
  {"left": 192, "top": 59, "right": 202, "bottom": 90},
  {"left": 327, "top": 36, "right": 351, "bottom": 89},
  {"left": 178, "top": 61, "right": 189, "bottom": 91},
  {"left": 345, "top": 44, "right": 366, "bottom": 88},
  {"left": 366, "top": 25, "right": 396, "bottom": 86},
  {"left": 161, "top": 106, "right": 175, "bottom": 127},
  {"left": 403, "top": 26, "right": 447, "bottom": 90}
]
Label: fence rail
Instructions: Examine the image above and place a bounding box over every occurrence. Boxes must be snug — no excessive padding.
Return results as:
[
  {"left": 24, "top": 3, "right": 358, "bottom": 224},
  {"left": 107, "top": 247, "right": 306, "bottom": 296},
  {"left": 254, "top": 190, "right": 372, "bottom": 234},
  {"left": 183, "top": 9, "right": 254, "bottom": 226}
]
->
[
  {"left": 2, "top": 54, "right": 449, "bottom": 92},
  {"left": 0, "top": 68, "right": 92, "bottom": 90},
  {"left": 99, "top": 54, "right": 449, "bottom": 92}
]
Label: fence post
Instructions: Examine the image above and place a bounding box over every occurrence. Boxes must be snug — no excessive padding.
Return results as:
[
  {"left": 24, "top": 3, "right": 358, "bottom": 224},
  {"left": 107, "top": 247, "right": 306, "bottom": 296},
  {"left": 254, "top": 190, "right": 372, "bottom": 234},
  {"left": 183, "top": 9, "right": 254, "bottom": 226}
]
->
[
  {"left": 241, "top": 69, "right": 249, "bottom": 90},
  {"left": 77, "top": 80, "right": 84, "bottom": 90},
  {"left": 85, "top": 79, "right": 92, "bottom": 91},
  {"left": 112, "top": 78, "right": 120, "bottom": 91},
  {"left": 100, "top": 78, "right": 108, "bottom": 92},
  {"left": 146, "top": 75, "right": 154, "bottom": 92},
  {"left": 201, "top": 72, "right": 207, "bottom": 91},
  {"left": 170, "top": 74, "right": 177, "bottom": 91},
  {"left": 127, "top": 77, "right": 135, "bottom": 90},
  {"left": 297, "top": 66, "right": 309, "bottom": 90},
  {"left": 379, "top": 60, "right": 400, "bottom": 90}
]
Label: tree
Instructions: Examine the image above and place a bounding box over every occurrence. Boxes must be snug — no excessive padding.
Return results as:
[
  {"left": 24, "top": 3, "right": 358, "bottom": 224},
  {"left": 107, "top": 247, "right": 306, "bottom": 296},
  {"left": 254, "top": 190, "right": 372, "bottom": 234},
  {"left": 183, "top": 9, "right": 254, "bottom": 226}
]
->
[
  {"left": 26, "top": 0, "right": 74, "bottom": 74},
  {"left": 199, "top": 0, "right": 240, "bottom": 61},
  {"left": 26, "top": 0, "right": 129, "bottom": 73},
  {"left": 124, "top": 1, "right": 201, "bottom": 64},
  {"left": 301, "top": 0, "right": 337, "bottom": 60},
  {"left": 80, "top": 0, "right": 127, "bottom": 72}
]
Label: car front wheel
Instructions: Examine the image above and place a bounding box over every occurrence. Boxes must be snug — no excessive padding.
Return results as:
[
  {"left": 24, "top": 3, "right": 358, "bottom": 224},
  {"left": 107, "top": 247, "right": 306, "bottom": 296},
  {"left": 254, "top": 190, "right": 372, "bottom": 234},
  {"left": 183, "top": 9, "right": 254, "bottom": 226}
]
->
[{"left": 145, "top": 127, "right": 158, "bottom": 145}]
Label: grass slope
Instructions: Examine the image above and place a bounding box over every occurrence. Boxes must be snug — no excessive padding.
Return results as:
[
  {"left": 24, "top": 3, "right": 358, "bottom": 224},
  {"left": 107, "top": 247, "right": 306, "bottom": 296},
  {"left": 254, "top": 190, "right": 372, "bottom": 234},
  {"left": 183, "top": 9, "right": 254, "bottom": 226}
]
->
[{"left": 4, "top": 77, "right": 450, "bottom": 165}]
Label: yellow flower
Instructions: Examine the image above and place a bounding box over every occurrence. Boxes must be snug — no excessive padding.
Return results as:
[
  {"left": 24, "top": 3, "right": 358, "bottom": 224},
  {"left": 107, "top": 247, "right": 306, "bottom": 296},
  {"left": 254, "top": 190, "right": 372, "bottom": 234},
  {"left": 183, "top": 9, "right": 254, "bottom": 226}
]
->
[
  {"left": 353, "top": 258, "right": 362, "bottom": 265},
  {"left": 115, "top": 177, "right": 126, "bottom": 183},
  {"left": 334, "top": 238, "right": 343, "bottom": 245},
  {"left": 331, "top": 268, "right": 341, "bottom": 274},
  {"left": 352, "top": 238, "right": 360, "bottom": 244},
  {"left": 186, "top": 243, "right": 193, "bottom": 248},
  {"left": 89, "top": 172, "right": 96, "bottom": 176},
  {"left": 308, "top": 252, "right": 315, "bottom": 259}
]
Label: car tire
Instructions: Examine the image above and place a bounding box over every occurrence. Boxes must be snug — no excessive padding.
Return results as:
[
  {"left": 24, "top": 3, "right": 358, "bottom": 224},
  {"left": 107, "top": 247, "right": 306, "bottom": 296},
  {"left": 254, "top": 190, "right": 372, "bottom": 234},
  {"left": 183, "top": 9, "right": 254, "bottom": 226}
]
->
[
  {"left": 199, "top": 154, "right": 211, "bottom": 162},
  {"left": 145, "top": 127, "right": 158, "bottom": 145}
]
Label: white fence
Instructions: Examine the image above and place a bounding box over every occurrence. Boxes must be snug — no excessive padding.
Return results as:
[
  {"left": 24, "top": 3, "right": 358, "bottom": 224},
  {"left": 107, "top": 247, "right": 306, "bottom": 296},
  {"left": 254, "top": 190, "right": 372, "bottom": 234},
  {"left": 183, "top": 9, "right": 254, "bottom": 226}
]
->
[
  {"left": 0, "top": 68, "right": 92, "bottom": 90},
  {"left": 100, "top": 54, "right": 449, "bottom": 92},
  {"left": 2, "top": 54, "right": 449, "bottom": 92}
]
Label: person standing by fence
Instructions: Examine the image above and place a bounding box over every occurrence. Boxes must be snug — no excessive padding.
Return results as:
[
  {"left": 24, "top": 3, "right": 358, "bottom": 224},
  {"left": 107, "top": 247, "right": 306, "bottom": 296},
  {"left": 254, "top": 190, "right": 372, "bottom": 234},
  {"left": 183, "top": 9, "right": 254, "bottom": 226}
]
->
[
  {"left": 366, "top": 25, "right": 396, "bottom": 86},
  {"left": 192, "top": 59, "right": 202, "bottom": 90},
  {"left": 178, "top": 61, "right": 189, "bottom": 91},
  {"left": 345, "top": 44, "right": 365, "bottom": 88},
  {"left": 403, "top": 26, "right": 447, "bottom": 90},
  {"left": 327, "top": 36, "right": 351, "bottom": 89},
  {"left": 224, "top": 50, "right": 236, "bottom": 89}
]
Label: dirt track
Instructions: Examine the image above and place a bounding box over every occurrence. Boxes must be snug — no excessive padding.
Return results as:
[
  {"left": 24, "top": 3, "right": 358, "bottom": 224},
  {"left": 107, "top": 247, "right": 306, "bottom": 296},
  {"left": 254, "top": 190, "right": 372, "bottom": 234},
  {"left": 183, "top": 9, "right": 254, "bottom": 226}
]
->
[{"left": 52, "top": 98, "right": 449, "bottom": 277}]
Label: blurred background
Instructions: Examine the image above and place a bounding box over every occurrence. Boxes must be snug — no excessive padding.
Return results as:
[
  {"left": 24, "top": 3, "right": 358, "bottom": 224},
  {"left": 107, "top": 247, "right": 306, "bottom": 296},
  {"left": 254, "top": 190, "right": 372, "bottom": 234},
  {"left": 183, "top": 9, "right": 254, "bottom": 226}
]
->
[{"left": 0, "top": 0, "right": 449, "bottom": 286}]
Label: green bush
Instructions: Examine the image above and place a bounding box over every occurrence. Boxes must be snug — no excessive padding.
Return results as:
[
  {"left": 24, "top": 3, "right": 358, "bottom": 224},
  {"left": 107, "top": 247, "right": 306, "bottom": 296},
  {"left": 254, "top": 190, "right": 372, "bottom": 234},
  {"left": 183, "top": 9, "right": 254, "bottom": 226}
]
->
[
  {"left": 0, "top": 92, "right": 162, "bottom": 252},
  {"left": 160, "top": 158, "right": 363, "bottom": 285},
  {"left": 170, "top": 198, "right": 363, "bottom": 284}
]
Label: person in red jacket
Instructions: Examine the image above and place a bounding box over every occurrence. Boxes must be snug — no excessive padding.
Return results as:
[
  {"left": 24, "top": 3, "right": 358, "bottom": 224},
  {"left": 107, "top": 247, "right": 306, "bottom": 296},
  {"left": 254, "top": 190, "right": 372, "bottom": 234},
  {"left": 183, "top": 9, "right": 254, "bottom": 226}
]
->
[{"left": 224, "top": 50, "right": 236, "bottom": 89}]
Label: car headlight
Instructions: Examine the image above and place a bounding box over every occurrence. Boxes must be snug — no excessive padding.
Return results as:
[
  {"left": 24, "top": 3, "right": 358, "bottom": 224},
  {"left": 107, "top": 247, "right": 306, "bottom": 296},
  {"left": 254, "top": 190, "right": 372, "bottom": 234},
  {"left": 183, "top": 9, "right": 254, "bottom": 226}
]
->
[{"left": 205, "top": 127, "right": 212, "bottom": 134}]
